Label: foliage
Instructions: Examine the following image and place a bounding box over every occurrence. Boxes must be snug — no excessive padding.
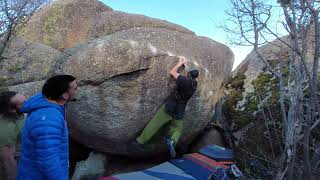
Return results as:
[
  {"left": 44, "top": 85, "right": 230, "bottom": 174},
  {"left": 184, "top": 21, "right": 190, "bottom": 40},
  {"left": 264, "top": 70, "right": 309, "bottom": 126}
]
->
[{"left": 0, "top": 0, "right": 51, "bottom": 60}]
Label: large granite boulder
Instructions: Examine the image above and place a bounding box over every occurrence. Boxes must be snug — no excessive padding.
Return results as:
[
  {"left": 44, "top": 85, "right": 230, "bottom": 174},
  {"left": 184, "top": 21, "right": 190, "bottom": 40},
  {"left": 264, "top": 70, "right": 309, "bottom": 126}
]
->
[
  {"left": 57, "top": 27, "right": 234, "bottom": 156},
  {"left": 19, "top": 0, "right": 194, "bottom": 50}
]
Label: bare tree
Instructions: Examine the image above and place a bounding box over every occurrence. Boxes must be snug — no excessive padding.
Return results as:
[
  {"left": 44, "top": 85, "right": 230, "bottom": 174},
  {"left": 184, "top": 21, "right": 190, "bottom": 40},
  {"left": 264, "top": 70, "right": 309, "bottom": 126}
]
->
[
  {"left": 224, "top": 0, "right": 320, "bottom": 179},
  {"left": 0, "top": 0, "right": 51, "bottom": 61}
]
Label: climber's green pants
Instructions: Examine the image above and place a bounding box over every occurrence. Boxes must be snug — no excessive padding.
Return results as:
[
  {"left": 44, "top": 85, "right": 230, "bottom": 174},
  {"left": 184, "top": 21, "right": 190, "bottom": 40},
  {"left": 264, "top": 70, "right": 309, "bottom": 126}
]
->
[{"left": 136, "top": 105, "right": 183, "bottom": 145}]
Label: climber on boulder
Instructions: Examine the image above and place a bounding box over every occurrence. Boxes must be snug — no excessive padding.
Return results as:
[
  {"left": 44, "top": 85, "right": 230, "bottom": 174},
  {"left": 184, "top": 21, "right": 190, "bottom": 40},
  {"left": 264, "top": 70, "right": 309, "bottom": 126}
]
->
[{"left": 134, "top": 56, "right": 199, "bottom": 158}]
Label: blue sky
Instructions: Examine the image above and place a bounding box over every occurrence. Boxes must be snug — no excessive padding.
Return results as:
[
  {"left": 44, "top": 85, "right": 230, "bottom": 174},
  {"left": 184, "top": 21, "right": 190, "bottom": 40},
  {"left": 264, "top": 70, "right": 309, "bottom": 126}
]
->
[{"left": 101, "top": 0, "right": 253, "bottom": 70}]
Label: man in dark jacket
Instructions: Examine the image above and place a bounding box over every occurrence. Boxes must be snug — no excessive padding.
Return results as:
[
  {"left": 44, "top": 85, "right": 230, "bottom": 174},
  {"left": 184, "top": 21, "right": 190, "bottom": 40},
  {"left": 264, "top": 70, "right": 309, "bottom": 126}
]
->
[
  {"left": 17, "top": 75, "right": 78, "bottom": 180},
  {"left": 135, "top": 56, "right": 199, "bottom": 157}
]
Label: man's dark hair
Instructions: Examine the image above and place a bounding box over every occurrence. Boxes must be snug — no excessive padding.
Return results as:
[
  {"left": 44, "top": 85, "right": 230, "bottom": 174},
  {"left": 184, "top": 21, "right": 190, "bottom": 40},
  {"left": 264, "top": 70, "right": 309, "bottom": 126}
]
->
[
  {"left": 42, "top": 75, "right": 76, "bottom": 100},
  {"left": 188, "top": 70, "right": 199, "bottom": 79},
  {"left": 0, "top": 91, "right": 17, "bottom": 115}
]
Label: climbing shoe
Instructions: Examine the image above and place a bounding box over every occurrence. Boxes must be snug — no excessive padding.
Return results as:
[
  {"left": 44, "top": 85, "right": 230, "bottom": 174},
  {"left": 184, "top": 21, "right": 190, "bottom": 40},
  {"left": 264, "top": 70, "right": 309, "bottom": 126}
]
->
[
  {"left": 165, "top": 138, "right": 176, "bottom": 158},
  {"left": 230, "top": 164, "right": 243, "bottom": 178}
]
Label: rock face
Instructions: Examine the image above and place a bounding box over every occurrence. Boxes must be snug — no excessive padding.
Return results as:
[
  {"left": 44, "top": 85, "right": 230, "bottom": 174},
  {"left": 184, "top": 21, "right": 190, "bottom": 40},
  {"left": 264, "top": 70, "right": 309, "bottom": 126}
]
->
[
  {"left": 60, "top": 27, "right": 234, "bottom": 156},
  {"left": 190, "top": 129, "right": 225, "bottom": 153},
  {"left": 221, "top": 39, "right": 291, "bottom": 168},
  {"left": 19, "top": 0, "right": 194, "bottom": 50},
  {"left": 223, "top": 38, "right": 290, "bottom": 132},
  {"left": 4, "top": 0, "right": 234, "bottom": 157},
  {"left": 0, "top": 38, "right": 61, "bottom": 86},
  {"left": 221, "top": 33, "right": 316, "bottom": 168}
]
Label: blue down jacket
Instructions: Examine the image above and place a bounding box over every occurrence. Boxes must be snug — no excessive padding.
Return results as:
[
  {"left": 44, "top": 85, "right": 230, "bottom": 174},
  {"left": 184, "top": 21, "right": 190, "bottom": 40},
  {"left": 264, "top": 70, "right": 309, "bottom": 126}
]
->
[{"left": 17, "top": 93, "right": 68, "bottom": 180}]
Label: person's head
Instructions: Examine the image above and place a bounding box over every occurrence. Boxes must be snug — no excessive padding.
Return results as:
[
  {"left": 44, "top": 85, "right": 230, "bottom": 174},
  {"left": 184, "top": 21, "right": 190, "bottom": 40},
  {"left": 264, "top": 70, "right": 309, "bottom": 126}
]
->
[
  {"left": 42, "top": 75, "right": 77, "bottom": 102},
  {"left": 0, "top": 91, "right": 26, "bottom": 116},
  {"left": 187, "top": 70, "right": 199, "bottom": 80},
  {"left": 185, "top": 62, "right": 199, "bottom": 80}
]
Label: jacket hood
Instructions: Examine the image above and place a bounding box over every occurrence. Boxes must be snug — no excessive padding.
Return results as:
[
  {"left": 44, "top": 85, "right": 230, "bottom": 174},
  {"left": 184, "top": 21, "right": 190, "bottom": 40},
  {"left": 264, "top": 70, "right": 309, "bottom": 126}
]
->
[{"left": 20, "top": 92, "right": 64, "bottom": 114}]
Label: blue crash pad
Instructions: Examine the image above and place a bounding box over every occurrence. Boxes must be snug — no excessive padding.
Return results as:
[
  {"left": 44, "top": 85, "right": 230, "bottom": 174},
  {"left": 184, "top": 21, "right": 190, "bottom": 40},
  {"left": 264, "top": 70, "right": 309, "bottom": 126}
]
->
[{"left": 198, "top": 144, "right": 234, "bottom": 161}]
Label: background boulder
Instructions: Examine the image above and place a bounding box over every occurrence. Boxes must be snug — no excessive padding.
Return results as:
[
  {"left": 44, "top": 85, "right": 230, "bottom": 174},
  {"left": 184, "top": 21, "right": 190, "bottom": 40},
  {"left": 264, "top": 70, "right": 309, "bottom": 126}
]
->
[
  {"left": 19, "top": 0, "right": 194, "bottom": 51},
  {"left": 220, "top": 32, "right": 316, "bottom": 169},
  {"left": 0, "top": 38, "right": 60, "bottom": 86}
]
